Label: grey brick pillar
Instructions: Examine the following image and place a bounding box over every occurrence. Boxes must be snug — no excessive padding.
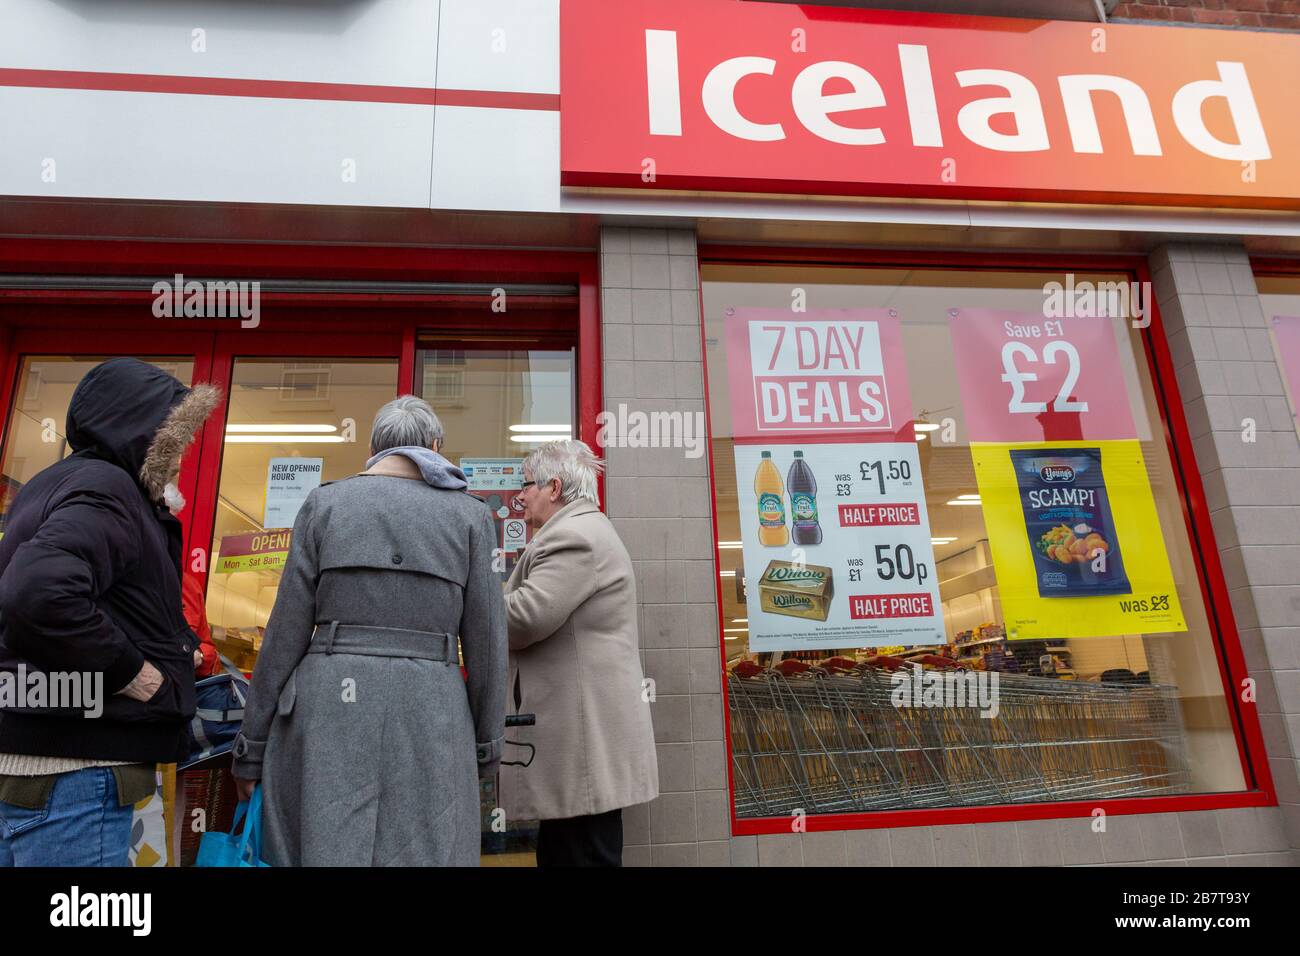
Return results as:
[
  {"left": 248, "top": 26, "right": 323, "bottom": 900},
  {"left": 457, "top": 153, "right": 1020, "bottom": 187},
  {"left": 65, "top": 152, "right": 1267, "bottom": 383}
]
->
[
  {"left": 1150, "top": 242, "right": 1300, "bottom": 861},
  {"left": 599, "top": 226, "right": 729, "bottom": 866}
]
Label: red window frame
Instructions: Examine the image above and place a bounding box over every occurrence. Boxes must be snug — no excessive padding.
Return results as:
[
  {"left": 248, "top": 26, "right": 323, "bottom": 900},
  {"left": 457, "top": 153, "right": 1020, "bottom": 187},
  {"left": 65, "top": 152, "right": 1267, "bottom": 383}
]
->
[
  {"left": 1247, "top": 258, "right": 1300, "bottom": 280},
  {"left": 0, "top": 238, "right": 601, "bottom": 447},
  {"left": 697, "top": 244, "right": 1277, "bottom": 835},
  {"left": 0, "top": 237, "right": 602, "bottom": 612},
  {"left": 189, "top": 330, "right": 405, "bottom": 605}
]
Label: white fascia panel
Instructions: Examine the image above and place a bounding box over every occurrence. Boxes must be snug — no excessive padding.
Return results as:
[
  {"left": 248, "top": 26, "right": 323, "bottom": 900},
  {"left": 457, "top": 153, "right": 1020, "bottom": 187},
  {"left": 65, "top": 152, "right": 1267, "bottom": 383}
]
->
[
  {"left": 436, "top": 0, "right": 559, "bottom": 94},
  {"left": 432, "top": 104, "right": 559, "bottom": 212},
  {"left": 0, "top": 88, "right": 434, "bottom": 208},
  {"left": 0, "top": 0, "right": 439, "bottom": 87}
]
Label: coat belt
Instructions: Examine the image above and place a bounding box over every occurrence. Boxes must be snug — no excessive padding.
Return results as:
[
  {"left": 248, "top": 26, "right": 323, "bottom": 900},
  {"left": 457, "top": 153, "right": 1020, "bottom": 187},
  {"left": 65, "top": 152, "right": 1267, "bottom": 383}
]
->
[{"left": 307, "top": 621, "right": 458, "bottom": 663}]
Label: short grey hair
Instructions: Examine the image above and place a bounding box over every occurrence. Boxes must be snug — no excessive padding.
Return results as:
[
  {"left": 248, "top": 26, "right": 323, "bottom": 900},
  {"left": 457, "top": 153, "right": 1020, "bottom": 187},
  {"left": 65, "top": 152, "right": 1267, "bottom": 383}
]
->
[
  {"left": 370, "top": 394, "right": 444, "bottom": 453},
  {"left": 523, "top": 439, "right": 603, "bottom": 506}
]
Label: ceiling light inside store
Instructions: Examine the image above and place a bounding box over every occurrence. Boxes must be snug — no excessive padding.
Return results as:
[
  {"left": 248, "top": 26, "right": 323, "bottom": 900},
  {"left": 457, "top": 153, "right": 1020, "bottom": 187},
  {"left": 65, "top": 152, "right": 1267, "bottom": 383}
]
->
[
  {"left": 931, "top": 537, "right": 958, "bottom": 544},
  {"left": 916, "top": 433, "right": 927, "bottom": 441},
  {"left": 717, "top": 541, "right": 743, "bottom": 549},
  {"left": 227, "top": 424, "right": 338, "bottom": 433},
  {"left": 957, "top": 494, "right": 981, "bottom": 500},
  {"left": 509, "top": 434, "right": 571, "bottom": 444},
  {"left": 224, "top": 435, "right": 345, "bottom": 444},
  {"left": 913, "top": 422, "right": 940, "bottom": 432},
  {"left": 508, "top": 424, "right": 573, "bottom": 432},
  {"left": 946, "top": 498, "right": 982, "bottom": 506}
]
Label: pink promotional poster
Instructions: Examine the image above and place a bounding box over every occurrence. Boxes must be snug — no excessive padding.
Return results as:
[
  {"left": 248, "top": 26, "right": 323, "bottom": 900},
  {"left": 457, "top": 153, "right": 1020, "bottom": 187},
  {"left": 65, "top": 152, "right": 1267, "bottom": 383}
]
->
[
  {"left": 725, "top": 307, "right": 944, "bottom": 650},
  {"left": 948, "top": 308, "right": 1183, "bottom": 641},
  {"left": 724, "top": 307, "right": 914, "bottom": 444},
  {"left": 947, "top": 309, "right": 1138, "bottom": 443}
]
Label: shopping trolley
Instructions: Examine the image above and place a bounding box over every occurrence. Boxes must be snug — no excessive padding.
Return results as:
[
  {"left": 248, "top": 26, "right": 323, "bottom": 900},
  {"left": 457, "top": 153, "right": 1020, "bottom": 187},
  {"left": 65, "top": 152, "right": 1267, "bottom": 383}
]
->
[{"left": 727, "top": 660, "right": 1191, "bottom": 818}]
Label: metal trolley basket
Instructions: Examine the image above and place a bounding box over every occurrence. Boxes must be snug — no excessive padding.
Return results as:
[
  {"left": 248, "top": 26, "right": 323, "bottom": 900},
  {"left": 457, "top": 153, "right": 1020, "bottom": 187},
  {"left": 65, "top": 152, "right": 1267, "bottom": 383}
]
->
[{"left": 728, "top": 660, "right": 1191, "bottom": 818}]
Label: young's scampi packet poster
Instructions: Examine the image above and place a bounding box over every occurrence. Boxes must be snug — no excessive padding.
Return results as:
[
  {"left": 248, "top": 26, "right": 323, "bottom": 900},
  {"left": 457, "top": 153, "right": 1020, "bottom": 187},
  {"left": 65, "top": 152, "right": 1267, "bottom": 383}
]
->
[
  {"left": 973, "top": 439, "right": 1185, "bottom": 641},
  {"left": 1010, "top": 447, "right": 1131, "bottom": 598}
]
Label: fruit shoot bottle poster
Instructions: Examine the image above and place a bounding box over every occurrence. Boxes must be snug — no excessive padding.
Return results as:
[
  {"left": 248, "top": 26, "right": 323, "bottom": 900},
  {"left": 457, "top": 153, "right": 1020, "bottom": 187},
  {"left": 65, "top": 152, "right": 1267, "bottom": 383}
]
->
[
  {"left": 725, "top": 307, "right": 946, "bottom": 652},
  {"left": 948, "top": 308, "right": 1185, "bottom": 640}
]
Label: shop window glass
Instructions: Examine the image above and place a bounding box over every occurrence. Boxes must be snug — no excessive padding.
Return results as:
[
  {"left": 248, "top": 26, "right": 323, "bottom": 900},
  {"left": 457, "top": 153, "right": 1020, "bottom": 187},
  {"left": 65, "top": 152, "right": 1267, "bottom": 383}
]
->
[
  {"left": 0, "top": 356, "right": 194, "bottom": 535},
  {"left": 204, "top": 358, "right": 398, "bottom": 670},
  {"left": 415, "top": 346, "right": 575, "bottom": 864},
  {"left": 416, "top": 347, "right": 575, "bottom": 583},
  {"left": 701, "top": 264, "right": 1249, "bottom": 820},
  {"left": 1257, "top": 275, "right": 1300, "bottom": 441}
]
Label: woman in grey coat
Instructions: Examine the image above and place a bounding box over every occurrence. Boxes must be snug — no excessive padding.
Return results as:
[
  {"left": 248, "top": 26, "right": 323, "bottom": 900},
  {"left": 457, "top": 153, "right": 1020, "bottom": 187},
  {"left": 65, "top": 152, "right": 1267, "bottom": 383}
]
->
[{"left": 231, "top": 396, "right": 506, "bottom": 866}]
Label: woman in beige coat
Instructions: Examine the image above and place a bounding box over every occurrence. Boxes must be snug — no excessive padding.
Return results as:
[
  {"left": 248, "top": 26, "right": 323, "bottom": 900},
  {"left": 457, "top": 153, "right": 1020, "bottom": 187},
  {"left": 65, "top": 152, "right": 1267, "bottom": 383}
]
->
[{"left": 502, "top": 440, "right": 658, "bottom": 867}]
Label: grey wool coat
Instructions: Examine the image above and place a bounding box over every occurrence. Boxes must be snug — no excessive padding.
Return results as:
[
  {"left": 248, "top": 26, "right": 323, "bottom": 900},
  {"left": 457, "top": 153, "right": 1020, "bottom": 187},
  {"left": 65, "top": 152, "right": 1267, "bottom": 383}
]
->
[
  {"left": 231, "top": 453, "right": 506, "bottom": 866},
  {"left": 501, "top": 498, "right": 658, "bottom": 822}
]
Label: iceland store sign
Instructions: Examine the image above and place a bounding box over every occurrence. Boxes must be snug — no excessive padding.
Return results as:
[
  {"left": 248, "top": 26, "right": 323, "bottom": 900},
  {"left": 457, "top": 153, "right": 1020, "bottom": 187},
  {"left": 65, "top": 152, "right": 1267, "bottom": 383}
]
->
[{"left": 560, "top": 0, "right": 1299, "bottom": 208}]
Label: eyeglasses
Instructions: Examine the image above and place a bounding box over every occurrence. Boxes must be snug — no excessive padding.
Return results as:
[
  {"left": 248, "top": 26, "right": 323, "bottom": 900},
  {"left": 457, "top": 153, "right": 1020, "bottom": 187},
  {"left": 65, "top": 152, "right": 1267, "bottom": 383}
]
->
[{"left": 519, "top": 481, "right": 536, "bottom": 490}]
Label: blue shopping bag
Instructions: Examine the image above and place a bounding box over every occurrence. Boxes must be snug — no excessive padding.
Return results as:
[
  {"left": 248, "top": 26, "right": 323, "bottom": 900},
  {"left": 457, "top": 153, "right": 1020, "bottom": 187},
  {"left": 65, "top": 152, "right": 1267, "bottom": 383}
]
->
[
  {"left": 180, "top": 660, "right": 249, "bottom": 771},
  {"left": 195, "top": 785, "right": 271, "bottom": 868}
]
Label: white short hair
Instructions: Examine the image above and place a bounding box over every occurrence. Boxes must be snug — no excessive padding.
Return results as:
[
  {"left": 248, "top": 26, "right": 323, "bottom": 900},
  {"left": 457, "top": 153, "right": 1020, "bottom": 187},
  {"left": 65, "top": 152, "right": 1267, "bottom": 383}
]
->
[
  {"left": 523, "top": 439, "right": 603, "bottom": 506},
  {"left": 370, "top": 395, "right": 444, "bottom": 453}
]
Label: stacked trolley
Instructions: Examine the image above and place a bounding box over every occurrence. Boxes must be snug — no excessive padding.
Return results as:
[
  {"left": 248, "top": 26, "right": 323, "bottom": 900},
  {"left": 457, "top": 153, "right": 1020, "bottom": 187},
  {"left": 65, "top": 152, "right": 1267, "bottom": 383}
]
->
[{"left": 727, "top": 658, "right": 1191, "bottom": 818}]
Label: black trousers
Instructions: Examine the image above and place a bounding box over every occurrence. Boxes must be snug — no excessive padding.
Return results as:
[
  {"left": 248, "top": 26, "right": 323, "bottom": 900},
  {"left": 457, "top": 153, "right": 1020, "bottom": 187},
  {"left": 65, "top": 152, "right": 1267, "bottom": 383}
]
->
[{"left": 536, "top": 808, "right": 623, "bottom": 867}]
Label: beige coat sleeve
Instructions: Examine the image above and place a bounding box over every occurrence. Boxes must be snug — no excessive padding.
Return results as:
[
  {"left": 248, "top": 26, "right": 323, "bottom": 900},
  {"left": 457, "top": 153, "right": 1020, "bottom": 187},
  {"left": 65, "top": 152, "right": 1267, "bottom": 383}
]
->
[{"left": 504, "top": 528, "right": 600, "bottom": 651}]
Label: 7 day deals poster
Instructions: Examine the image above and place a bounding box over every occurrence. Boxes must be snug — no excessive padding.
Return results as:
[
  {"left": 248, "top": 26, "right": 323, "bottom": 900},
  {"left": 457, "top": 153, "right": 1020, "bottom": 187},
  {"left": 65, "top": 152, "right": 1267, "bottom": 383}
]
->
[
  {"left": 949, "top": 309, "right": 1185, "bottom": 640},
  {"left": 726, "top": 308, "right": 945, "bottom": 652}
]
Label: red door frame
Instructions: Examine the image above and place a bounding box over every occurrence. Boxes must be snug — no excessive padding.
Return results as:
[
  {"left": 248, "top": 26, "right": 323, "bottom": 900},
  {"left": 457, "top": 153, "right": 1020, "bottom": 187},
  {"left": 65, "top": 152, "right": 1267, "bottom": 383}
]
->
[
  {"left": 698, "top": 244, "right": 1277, "bottom": 835},
  {"left": 0, "top": 237, "right": 602, "bottom": 616},
  {"left": 0, "top": 238, "right": 600, "bottom": 446},
  {"left": 188, "top": 329, "right": 405, "bottom": 601}
]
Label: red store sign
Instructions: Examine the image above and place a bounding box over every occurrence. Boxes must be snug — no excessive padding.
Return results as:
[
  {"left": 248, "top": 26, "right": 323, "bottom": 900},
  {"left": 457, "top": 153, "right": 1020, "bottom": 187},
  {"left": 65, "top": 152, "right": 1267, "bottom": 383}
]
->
[{"left": 560, "top": 0, "right": 1300, "bottom": 208}]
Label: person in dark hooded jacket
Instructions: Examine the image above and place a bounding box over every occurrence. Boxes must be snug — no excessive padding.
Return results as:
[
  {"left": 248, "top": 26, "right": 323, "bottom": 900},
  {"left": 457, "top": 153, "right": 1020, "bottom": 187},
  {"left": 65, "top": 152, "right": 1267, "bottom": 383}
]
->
[{"left": 0, "top": 358, "right": 219, "bottom": 866}]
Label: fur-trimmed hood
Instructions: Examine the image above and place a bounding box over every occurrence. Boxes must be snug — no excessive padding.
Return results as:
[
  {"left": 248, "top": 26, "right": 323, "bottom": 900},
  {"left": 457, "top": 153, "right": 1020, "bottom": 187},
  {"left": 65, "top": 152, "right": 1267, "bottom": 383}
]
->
[
  {"left": 66, "top": 358, "right": 221, "bottom": 501},
  {"left": 139, "top": 383, "right": 221, "bottom": 500}
]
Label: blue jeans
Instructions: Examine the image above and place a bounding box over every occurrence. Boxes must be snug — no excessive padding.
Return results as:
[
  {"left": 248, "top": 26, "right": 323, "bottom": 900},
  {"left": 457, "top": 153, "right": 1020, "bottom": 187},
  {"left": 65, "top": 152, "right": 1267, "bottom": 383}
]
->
[{"left": 0, "top": 768, "right": 133, "bottom": 867}]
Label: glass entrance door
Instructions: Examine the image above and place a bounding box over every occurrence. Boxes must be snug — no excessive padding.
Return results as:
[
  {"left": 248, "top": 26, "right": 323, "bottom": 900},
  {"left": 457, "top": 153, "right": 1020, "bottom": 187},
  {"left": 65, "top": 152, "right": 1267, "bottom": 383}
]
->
[
  {"left": 202, "top": 356, "right": 400, "bottom": 669},
  {"left": 415, "top": 343, "right": 577, "bottom": 867},
  {"left": 416, "top": 346, "right": 576, "bottom": 582}
]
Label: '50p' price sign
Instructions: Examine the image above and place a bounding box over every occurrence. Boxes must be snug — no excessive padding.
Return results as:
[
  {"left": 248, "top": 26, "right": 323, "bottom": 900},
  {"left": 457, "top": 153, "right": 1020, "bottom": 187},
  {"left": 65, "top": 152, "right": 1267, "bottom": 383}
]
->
[{"left": 947, "top": 309, "right": 1138, "bottom": 443}]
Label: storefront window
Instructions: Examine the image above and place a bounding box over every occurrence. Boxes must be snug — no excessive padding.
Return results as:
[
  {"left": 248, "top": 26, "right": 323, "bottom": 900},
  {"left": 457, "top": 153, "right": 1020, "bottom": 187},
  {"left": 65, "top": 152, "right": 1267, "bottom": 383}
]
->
[
  {"left": 701, "top": 264, "right": 1249, "bottom": 821},
  {"left": 0, "top": 356, "right": 194, "bottom": 534},
  {"left": 205, "top": 358, "right": 398, "bottom": 669}
]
